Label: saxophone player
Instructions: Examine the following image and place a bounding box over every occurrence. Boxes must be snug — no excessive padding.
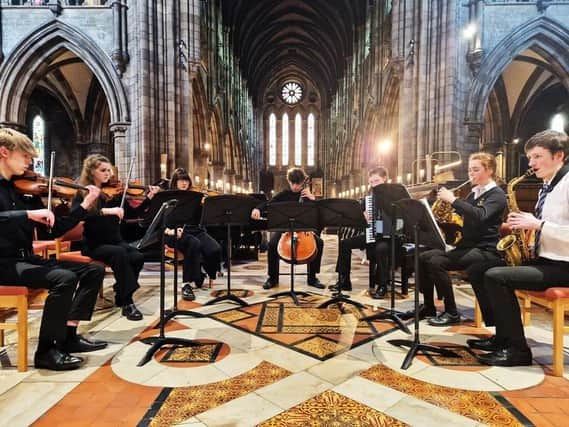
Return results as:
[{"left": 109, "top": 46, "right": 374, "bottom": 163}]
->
[
  {"left": 467, "top": 130, "right": 569, "bottom": 367},
  {"left": 409, "top": 152, "right": 507, "bottom": 326}
]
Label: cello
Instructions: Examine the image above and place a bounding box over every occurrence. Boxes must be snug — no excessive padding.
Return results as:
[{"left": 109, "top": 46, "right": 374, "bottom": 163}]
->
[{"left": 277, "top": 177, "right": 318, "bottom": 264}]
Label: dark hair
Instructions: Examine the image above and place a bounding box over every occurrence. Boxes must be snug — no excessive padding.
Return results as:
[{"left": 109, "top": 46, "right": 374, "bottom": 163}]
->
[
  {"left": 524, "top": 130, "right": 569, "bottom": 162},
  {"left": 169, "top": 168, "right": 192, "bottom": 189},
  {"left": 368, "top": 167, "right": 388, "bottom": 178},
  {"left": 286, "top": 167, "right": 306, "bottom": 185}
]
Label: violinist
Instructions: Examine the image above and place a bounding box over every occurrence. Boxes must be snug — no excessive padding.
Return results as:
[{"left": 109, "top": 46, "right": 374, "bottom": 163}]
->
[
  {"left": 0, "top": 128, "right": 107, "bottom": 371},
  {"left": 330, "top": 167, "right": 390, "bottom": 298},
  {"left": 72, "top": 154, "right": 160, "bottom": 321},
  {"left": 163, "top": 168, "right": 222, "bottom": 301},
  {"left": 410, "top": 152, "right": 507, "bottom": 326},
  {"left": 251, "top": 167, "right": 325, "bottom": 290}
]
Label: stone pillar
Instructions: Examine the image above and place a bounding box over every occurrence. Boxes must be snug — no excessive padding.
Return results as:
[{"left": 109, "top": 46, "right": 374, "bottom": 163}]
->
[
  {"left": 211, "top": 162, "right": 224, "bottom": 192},
  {"left": 224, "top": 169, "right": 235, "bottom": 194},
  {"left": 110, "top": 123, "right": 129, "bottom": 180}
]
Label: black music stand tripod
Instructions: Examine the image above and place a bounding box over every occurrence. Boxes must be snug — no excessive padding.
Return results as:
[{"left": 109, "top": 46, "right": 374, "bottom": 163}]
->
[
  {"left": 267, "top": 202, "right": 318, "bottom": 306},
  {"left": 149, "top": 191, "right": 206, "bottom": 327},
  {"left": 138, "top": 199, "right": 202, "bottom": 366},
  {"left": 387, "top": 198, "right": 459, "bottom": 369},
  {"left": 202, "top": 195, "right": 260, "bottom": 306},
  {"left": 361, "top": 184, "right": 411, "bottom": 333},
  {"left": 317, "top": 198, "right": 366, "bottom": 310}
]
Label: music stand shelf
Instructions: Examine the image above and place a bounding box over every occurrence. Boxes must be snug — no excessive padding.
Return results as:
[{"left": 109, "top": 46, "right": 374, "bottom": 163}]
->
[{"left": 201, "top": 195, "right": 261, "bottom": 307}]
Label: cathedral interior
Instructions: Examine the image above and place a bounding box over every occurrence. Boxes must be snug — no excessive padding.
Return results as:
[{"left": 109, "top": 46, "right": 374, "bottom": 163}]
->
[{"left": 1, "top": 1, "right": 569, "bottom": 426}]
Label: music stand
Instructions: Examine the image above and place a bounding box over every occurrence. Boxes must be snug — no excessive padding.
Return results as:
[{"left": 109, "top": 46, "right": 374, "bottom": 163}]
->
[
  {"left": 146, "top": 190, "right": 205, "bottom": 326},
  {"left": 267, "top": 201, "right": 319, "bottom": 305},
  {"left": 316, "top": 199, "right": 367, "bottom": 309},
  {"left": 201, "top": 195, "right": 260, "bottom": 306},
  {"left": 361, "top": 184, "right": 412, "bottom": 333},
  {"left": 138, "top": 200, "right": 202, "bottom": 366},
  {"left": 387, "top": 198, "right": 458, "bottom": 369}
]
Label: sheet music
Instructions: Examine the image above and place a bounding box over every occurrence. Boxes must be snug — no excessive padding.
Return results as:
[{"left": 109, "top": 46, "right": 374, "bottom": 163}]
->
[{"left": 418, "top": 198, "right": 455, "bottom": 252}]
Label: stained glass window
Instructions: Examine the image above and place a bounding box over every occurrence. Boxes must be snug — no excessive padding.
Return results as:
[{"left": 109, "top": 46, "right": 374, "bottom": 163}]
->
[
  {"left": 32, "top": 115, "right": 45, "bottom": 175},
  {"left": 307, "top": 113, "right": 315, "bottom": 166},
  {"left": 295, "top": 113, "right": 302, "bottom": 165},
  {"left": 282, "top": 113, "right": 289, "bottom": 165},
  {"left": 281, "top": 82, "right": 303, "bottom": 104},
  {"left": 269, "top": 113, "right": 276, "bottom": 166}
]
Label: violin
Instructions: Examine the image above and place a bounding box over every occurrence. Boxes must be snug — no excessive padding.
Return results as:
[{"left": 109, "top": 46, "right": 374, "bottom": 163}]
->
[
  {"left": 100, "top": 180, "right": 147, "bottom": 199},
  {"left": 277, "top": 177, "right": 318, "bottom": 264},
  {"left": 13, "top": 170, "right": 86, "bottom": 199}
]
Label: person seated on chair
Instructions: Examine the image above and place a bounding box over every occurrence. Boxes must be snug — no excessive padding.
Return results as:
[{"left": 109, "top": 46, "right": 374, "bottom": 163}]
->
[
  {"left": 410, "top": 152, "right": 507, "bottom": 326},
  {"left": 0, "top": 128, "right": 108, "bottom": 371},
  {"left": 72, "top": 154, "right": 160, "bottom": 321},
  {"left": 330, "top": 167, "right": 392, "bottom": 299},
  {"left": 466, "top": 130, "right": 569, "bottom": 367},
  {"left": 164, "top": 167, "right": 222, "bottom": 301},
  {"left": 251, "top": 167, "right": 324, "bottom": 290}
]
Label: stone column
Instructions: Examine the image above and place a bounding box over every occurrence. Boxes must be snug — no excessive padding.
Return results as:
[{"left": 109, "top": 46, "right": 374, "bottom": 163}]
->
[{"left": 110, "top": 123, "right": 129, "bottom": 180}]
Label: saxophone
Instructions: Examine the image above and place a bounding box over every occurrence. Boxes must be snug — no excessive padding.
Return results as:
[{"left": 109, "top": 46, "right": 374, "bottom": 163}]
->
[{"left": 496, "top": 168, "right": 535, "bottom": 266}]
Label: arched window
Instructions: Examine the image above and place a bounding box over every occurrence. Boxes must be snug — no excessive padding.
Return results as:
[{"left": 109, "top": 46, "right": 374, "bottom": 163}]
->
[
  {"left": 295, "top": 113, "right": 302, "bottom": 166},
  {"left": 269, "top": 113, "right": 276, "bottom": 166},
  {"left": 307, "top": 113, "right": 315, "bottom": 166},
  {"left": 32, "top": 115, "right": 45, "bottom": 175},
  {"left": 282, "top": 113, "right": 289, "bottom": 165}
]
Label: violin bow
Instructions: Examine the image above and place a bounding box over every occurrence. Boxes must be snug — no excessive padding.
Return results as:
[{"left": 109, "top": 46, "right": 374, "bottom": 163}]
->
[
  {"left": 119, "top": 156, "right": 136, "bottom": 223},
  {"left": 46, "top": 151, "right": 56, "bottom": 233}
]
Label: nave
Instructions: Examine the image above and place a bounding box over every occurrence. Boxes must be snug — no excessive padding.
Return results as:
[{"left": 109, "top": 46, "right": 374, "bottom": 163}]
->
[{"left": 1, "top": 234, "right": 567, "bottom": 427}]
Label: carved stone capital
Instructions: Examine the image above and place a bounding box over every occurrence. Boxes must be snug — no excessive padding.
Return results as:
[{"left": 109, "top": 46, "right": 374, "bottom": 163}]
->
[
  {"left": 48, "top": 0, "right": 63, "bottom": 17},
  {"left": 466, "top": 48, "right": 484, "bottom": 76},
  {"left": 109, "top": 122, "right": 129, "bottom": 136}
]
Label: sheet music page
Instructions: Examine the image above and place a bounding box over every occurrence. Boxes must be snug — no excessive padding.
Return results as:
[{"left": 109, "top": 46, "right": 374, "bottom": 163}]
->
[{"left": 418, "top": 198, "right": 455, "bottom": 252}]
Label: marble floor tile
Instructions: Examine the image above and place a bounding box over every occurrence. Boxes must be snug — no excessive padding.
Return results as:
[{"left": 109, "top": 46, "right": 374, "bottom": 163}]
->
[
  {"left": 255, "top": 371, "right": 333, "bottom": 409},
  {"left": 196, "top": 393, "right": 283, "bottom": 427}
]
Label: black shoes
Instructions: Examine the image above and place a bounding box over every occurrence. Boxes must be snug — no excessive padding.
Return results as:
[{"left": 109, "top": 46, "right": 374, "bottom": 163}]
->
[
  {"left": 370, "top": 285, "right": 388, "bottom": 299},
  {"left": 307, "top": 278, "right": 325, "bottom": 289},
  {"left": 122, "top": 303, "right": 143, "bottom": 321},
  {"left": 195, "top": 273, "right": 206, "bottom": 289},
  {"left": 328, "top": 280, "right": 352, "bottom": 292},
  {"left": 34, "top": 348, "right": 84, "bottom": 371},
  {"left": 263, "top": 278, "right": 277, "bottom": 289},
  {"left": 402, "top": 304, "right": 437, "bottom": 320},
  {"left": 476, "top": 346, "right": 532, "bottom": 367},
  {"left": 428, "top": 312, "right": 461, "bottom": 326},
  {"left": 182, "top": 283, "right": 196, "bottom": 301},
  {"left": 63, "top": 335, "right": 108, "bottom": 353},
  {"left": 467, "top": 336, "right": 501, "bottom": 352}
]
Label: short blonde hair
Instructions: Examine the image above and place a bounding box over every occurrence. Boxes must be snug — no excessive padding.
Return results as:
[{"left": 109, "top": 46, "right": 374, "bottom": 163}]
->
[
  {"left": 0, "top": 127, "right": 36, "bottom": 157},
  {"left": 469, "top": 152, "right": 497, "bottom": 178}
]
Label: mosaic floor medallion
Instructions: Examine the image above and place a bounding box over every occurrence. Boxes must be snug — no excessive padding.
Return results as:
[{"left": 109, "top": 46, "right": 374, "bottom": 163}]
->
[
  {"left": 211, "top": 294, "right": 408, "bottom": 360},
  {"left": 209, "top": 288, "right": 254, "bottom": 298},
  {"left": 258, "top": 390, "right": 409, "bottom": 427}
]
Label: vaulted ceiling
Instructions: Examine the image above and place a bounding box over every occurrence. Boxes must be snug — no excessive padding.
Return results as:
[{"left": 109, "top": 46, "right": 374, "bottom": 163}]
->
[{"left": 221, "top": 0, "right": 367, "bottom": 106}]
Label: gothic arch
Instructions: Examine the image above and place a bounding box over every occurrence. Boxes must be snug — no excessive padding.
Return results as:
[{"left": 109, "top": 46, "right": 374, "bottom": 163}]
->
[
  {"left": 465, "top": 16, "right": 569, "bottom": 125},
  {"left": 0, "top": 20, "right": 129, "bottom": 128}
]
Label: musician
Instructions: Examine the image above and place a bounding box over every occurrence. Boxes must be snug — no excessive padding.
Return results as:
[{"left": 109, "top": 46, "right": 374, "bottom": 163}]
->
[
  {"left": 72, "top": 154, "right": 160, "bottom": 321},
  {"left": 467, "top": 130, "right": 569, "bottom": 367},
  {"left": 412, "top": 152, "right": 507, "bottom": 326},
  {"left": 0, "top": 128, "right": 107, "bottom": 371},
  {"left": 330, "top": 167, "right": 390, "bottom": 298},
  {"left": 251, "top": 167, "right": 324, "bottom": 289},
  {"left": 164, "top": 168, "right": 222, "bottom": 301}
]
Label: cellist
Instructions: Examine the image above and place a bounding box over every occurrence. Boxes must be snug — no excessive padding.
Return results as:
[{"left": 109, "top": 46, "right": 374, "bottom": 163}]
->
[{"left": 251, "top": 167, "right": 324, "bottom": 290}]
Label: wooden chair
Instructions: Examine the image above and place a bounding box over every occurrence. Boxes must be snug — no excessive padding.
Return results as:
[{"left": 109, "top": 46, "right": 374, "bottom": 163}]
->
[
  {"left": 516, "top": 288, "right": 569, "bottom": 376},
  {"left": 0, "top": 286, "right": 47, "bottom": 372}
]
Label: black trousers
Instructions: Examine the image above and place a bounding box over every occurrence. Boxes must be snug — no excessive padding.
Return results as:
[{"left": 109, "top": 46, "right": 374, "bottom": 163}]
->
[
  {"left": 267, "top": 231, "right": 323, "bottom": 282},
  {"left": 189, "top": 228, "right": 222, "bottom": 279},
  {"left": 1, "top": 257, "right": 103, "bottom": 345},
  {"left": 83, "top": 241, "right": 144, "bottom": 306},
  {"left": 418, "top": 247, "right": 501, "bottom": 314},
  {"left": 335, "top": 234, "right": 390, "bottom": 287},
  {"left": 479, "top": 259, "right": 569, "bottom": 348}
]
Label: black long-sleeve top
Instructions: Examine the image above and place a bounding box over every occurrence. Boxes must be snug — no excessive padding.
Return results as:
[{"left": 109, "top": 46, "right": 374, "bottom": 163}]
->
[
  {"left": 256, "top": 188, "right": 309, "bottom": 215},
  {"left": 71, "top": 193, "right": 151, "bottom": 249},
  {"left": 451, "top": 186, "right": 507, "bottom": 251},
  {"left": 0, "top": 176, "right": 87, "bottom": 259}
]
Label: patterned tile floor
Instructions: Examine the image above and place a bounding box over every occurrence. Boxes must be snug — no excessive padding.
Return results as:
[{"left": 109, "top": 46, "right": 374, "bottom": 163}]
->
[{"left": 0, "top": 234, "right": 568, "bottom": 426}]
